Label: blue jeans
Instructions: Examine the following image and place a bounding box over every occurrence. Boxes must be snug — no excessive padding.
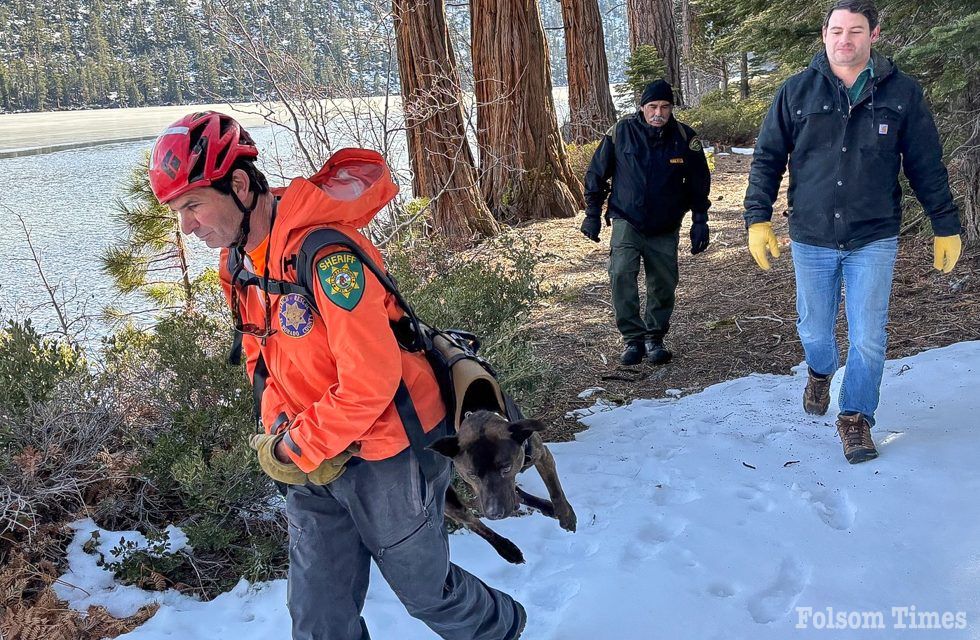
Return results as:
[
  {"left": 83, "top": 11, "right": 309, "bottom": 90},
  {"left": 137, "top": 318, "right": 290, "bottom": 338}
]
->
[{"left": 791, "top": 237, "right": 899, "bottom": 425}]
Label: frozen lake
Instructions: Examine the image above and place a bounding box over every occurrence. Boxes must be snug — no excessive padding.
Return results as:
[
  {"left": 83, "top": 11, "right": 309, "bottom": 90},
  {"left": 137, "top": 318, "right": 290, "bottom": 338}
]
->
[{"left": 0, "top": 90, "right": 573, "bottom": 343}]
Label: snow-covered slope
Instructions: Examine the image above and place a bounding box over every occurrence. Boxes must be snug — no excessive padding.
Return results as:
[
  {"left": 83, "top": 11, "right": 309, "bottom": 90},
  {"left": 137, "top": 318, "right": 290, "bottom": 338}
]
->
[{"left": 57, "top": 342, "right": 980, "bottom": 638}]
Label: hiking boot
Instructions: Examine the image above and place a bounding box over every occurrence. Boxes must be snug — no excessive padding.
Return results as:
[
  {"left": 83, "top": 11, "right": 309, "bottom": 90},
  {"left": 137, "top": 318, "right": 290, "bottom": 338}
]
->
[
  {"left": 803, "top": 368, "right": 832, "bottom": 415},
  {"left": 645, "top": 337, "right": 673, "bottom": 365},
  {"left": 836, "top": 413, "right": 878, "bottom": 464},
  {"left": 620, "top": 341, "right": 645, "bottom": 366}
]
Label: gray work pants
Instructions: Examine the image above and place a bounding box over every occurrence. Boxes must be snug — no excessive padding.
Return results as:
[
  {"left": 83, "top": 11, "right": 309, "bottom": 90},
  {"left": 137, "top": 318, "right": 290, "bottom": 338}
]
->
[{"left": 285, "top": 439, "right": 524, "bottom": 640}]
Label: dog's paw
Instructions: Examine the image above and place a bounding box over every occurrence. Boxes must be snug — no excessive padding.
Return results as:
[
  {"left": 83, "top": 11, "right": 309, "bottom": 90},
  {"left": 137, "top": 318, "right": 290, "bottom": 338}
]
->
[
  {"left": 557, "top": 506, "right": 577, "bottom": 532},
  {"left": 498, "top": 539, "right": 526, "bottom": 564}
]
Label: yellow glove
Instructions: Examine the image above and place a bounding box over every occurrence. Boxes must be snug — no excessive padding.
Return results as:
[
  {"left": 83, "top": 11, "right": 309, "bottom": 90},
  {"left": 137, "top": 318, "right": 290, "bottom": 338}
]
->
[
  {"left": 307, "top": 444, "right": 361, "bottom": 485},
  {"left": 748, "top": 222, "right": 781, "bottom": 270},
  {"left": 249, "top": 433, "right": 308, "bottom": 485},
  {"left": 933, "top": 235, "right": 962, "bottom": 273}
]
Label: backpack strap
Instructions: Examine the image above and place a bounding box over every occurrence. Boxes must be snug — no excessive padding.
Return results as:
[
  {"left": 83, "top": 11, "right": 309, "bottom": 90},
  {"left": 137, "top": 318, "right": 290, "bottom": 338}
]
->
[
  {"left": 675, "top": 119, "right": 689, "bottom": 144},
  {"left": 226, "top": 249, "right": 313, "bottom": 366},
  {"left": 295, "top": 228, "right": 428, "bottom": 352},
  {"left": 295, "top": 227, "right": 442, "bottom": 479}
]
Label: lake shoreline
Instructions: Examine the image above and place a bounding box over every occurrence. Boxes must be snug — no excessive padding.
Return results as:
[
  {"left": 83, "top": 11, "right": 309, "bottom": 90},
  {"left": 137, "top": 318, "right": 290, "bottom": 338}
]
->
[
  {"left": 0, "top": 87, "right": 575, "bottom": 157},
  {"left": 0, "top": 102, "right": 289, "bottom": 156}
]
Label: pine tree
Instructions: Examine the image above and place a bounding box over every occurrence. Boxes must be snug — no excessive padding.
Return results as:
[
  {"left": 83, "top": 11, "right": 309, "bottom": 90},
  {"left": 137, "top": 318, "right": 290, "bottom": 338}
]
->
[
  {"left": 627, "top": 0, "right": 683, "bottom": 104},
  {"left": 102, "top": 154, "right": 195, "bottom": 312},
  {"left": 616, "top": 44, "right": 667, "bottom": 106}
]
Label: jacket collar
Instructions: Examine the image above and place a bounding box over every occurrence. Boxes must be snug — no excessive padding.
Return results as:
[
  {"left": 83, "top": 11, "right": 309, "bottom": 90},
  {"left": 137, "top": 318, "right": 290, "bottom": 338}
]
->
[{"left": 810, "top": 49, "right": 894, "bottom": 87}]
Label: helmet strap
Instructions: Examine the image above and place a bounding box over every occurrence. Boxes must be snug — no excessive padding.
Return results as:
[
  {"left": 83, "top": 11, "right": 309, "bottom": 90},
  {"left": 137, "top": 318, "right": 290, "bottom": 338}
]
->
[{"left": 229, "top": 190, "right": 258, "bottom": 251}]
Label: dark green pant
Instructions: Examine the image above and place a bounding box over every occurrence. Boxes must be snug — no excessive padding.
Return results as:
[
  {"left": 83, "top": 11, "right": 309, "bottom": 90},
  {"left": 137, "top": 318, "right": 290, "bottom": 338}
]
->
[{"left": 608, "top": 218, "right": 679, "bottom": 343}]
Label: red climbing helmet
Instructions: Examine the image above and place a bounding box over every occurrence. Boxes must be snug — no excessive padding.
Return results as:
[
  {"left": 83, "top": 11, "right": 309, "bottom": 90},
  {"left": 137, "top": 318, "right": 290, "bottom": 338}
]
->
[{"left": 149, "top": 111, "right": 258, "bottom": 204}]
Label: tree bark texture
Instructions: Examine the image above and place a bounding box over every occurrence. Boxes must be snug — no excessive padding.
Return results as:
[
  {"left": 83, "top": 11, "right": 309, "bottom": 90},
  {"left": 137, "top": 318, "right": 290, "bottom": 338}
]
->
[
  {"left": 740, "top": 51, "right": 750, "bottom": 99},
  {"left": 392, "top": 0, "right": 499, "bottom": 243},
  {"left": 956, "top": 115, "right": 979, "bottom": 243},
  {"left": 680, "top": 0, "right": 694, "bottom": 105},
  {"left": 471, "top": 0, "right": 585, "bottom": 222},
  {"left": 559, "top": 0, "right": 617, "bottom": 144},
  {"left": 627, "top": 0, "right": 683, "bottom": 105}
]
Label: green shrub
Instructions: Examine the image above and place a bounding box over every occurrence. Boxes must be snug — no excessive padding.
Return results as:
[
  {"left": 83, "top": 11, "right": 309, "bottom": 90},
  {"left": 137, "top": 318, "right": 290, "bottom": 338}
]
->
[
  {"left": 387, "top": 233, "right": 555, "bottom": 416},
  {"left": 566, "top": 141, "right": 600, "bottom": 181},
  {"left": 0, "top": 320, "right": 87, "bottom": 419},
  {"left": 0, "top": 321, "right": 120, "bottom": 553},
  {"left": 95, "top": 530, "right": 191, "bottom": 591},
  {"left": 679, "top": 89, "right": 769, "bottom": 146},
  {"left": 100, "top": 275, "right": 287, "bottom": 596},
  {"left": 615, "top": 45, "right": 667, "bottom": 109}
]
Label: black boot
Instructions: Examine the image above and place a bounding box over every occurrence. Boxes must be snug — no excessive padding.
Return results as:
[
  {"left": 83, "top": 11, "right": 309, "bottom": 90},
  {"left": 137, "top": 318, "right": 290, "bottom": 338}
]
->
[
  {"left": 645, "top": 337, "right": 672, "bottom": 365},
  {"left": 620, "top": 341, "right": 645, "bottom": 366}
]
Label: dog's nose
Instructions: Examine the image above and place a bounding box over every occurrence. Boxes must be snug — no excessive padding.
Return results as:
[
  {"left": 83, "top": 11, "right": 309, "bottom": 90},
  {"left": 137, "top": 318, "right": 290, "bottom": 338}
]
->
[{"left": 484, "top": 505, "right": 507, "bottom": 520}]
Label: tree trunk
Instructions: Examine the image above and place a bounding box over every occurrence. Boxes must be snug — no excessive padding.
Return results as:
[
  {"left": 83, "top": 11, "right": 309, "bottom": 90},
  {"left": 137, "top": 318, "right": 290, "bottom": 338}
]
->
[
  {"left": 471, "top": 0, "right": 585, "bottom": 222},
  {"left": 740, "top": 51, "right": 749, "bottom": 99},
  {"left": 559, "top": 0, "right": 617, "bottom": 144},
  {"left": 720, "top": 56, "right": 728, "bottom": 93},
  {"left": 958, "top": 116, "right": 980, "bottom": 243},
  {"left": 175, "top": 227, "right": 193, "bottom": 309},
  {"left": 680, "top": 0, "right": 694, "bottom": 105},
  {"left": 392, "top": 0, "right": 499, "bottom": 243},
  {"left": 627, "top": 0, "right": 683, "bottom": 105}
]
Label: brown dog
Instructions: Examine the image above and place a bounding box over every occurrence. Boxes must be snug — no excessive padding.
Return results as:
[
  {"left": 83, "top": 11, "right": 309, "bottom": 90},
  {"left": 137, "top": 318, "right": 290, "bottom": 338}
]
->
[{"left": 430, "top": 410, "right": 577, "bottom": 564}]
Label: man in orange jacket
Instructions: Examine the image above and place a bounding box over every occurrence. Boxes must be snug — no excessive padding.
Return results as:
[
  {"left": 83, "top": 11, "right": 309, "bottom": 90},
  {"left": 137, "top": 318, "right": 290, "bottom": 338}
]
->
[{"left": 149, "top": 111, "right": 525, "bottom": 640}]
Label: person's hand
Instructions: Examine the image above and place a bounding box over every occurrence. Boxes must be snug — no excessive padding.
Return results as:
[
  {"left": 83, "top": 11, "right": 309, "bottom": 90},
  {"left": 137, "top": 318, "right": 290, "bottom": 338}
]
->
[
  {"left": 690, "top": 222, "right": 710, "bottom": 255},
  {"left": 250, "top": 433, "right": 308, "bottom": 485},
  {"left": 580, "top": 216, "right": 601, "bottom": 243},
  {"left": 748, "top": 221, "right": 781, "bottom": 270},
  {"left": 933, "top": 235, "right": 962, "bottom": 273},
  {"left": 307, "top": 443, "right": 361, "bottom": 485}
]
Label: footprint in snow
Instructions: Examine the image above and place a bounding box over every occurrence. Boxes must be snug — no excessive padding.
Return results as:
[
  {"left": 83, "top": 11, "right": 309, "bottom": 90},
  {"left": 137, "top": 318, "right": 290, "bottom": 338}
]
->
[
  {"left": 706, "top": 582, "right": 736, "bottom": 598},
  {"left": 734, "top": 483, "right": 776, "bottom": 513},
  {"left": 747, "top": 557, "right": 811, "bottom": 623},
  {"left": 650, "top": 445, "right": 685, "bottom": 461},
  {"left": 527, "top": 578, "right": 581, "bottom": 611},
  {"left": 791, "top": 483, "right": 856, "bottom": 530},
  {"left": 621, "top": 515, "right": 687, "bottom": 562},
  {"left": 646, "top": 476, "right": 701, "bottom": 506}
]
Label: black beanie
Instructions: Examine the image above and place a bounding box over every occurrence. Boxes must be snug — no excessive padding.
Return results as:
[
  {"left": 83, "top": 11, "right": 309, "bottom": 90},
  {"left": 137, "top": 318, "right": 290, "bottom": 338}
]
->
[{"left": 640, "top": 79, "right": 674, "bottom": 106}]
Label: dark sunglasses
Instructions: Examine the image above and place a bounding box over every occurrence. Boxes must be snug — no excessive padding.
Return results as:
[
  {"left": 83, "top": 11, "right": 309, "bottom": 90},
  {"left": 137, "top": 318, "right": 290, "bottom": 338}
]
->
[{"left": 229, "top": 249, "right": 277, "bottom": 343}]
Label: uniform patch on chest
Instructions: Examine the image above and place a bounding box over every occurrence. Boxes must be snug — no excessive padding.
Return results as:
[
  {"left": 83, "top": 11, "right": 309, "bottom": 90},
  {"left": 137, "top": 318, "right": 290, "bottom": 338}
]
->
[
  {"left": 878, "top": 124, "right": 889, "bottom": 135},
  {"left": 670, "top": 157, "right": 685, "bottom": 164},
  {"left": 278, "top": 293, "right": 314, "bottom": 337},
  {"left": 316, "top": 252, "right": 365, "bottom": 311}
]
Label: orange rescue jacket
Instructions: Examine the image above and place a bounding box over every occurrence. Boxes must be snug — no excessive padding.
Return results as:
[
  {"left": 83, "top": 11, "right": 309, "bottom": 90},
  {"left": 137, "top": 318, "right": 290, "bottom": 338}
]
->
[{"left": 219, "top": 149, "right": 445, "bottom": 473}]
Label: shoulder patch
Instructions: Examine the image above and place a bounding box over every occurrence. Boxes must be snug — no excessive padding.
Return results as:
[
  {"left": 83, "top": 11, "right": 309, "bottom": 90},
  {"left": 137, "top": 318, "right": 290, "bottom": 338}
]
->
[
  {"left": 689, "top": 137, "right": 703, "bottom": 152},
  {"left": 278, "top": 293, "right": 314, "bottom": 337},
  {"left": 316, "top": 252, "right": 364, "bottom": 311}
]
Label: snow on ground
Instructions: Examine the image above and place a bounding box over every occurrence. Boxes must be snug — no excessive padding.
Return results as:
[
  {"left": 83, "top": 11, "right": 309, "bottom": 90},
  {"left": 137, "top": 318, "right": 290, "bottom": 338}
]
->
[{"left": 58, "top": 342, "right": 980, "bottom": 638}]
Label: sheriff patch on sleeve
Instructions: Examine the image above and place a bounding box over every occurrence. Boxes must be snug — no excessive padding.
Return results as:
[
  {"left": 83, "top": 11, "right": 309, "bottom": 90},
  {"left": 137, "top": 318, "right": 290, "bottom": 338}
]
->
[
  {"left": 316, "top": 252, "right": 365, "bottom": 311},
  {"left": 689, "top": 137, "right": 703, "bottom": 152}
]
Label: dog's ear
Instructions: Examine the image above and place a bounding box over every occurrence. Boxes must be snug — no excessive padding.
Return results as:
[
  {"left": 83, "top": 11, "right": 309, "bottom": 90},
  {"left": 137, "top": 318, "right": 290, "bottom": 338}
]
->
[
  {"left": 429, "top": 436, "right": 461, "bottom": 459},
  {"left": 508, "top": 419, "right": 546, "bottom": 444}
]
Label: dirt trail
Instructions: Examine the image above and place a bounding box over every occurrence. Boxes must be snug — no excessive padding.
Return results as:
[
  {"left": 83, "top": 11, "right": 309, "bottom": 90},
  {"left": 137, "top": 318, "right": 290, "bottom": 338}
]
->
[{"left": 519, "top": 154, "right": 979, "bottom": 440}]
